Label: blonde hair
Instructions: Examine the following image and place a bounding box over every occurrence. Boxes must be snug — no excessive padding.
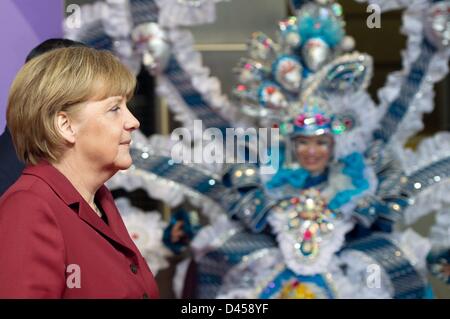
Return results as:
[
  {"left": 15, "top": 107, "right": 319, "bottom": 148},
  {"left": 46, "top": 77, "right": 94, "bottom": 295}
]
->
[{"left": 7, "top": 46, "right": 136, "bottom": 165}]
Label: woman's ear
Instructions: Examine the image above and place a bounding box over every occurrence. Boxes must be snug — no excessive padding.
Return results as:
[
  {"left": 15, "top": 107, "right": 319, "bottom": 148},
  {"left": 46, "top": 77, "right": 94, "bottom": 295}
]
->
[{"left": 55, "top": 111, "right": 76, "bottom": 144}]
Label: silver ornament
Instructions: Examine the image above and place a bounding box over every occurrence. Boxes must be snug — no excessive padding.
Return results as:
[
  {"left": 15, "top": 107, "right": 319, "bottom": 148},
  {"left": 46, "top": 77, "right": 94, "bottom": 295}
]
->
[
  {"left": 425, "top": 1, "right": 450, "bottom": 49},
  {"left": 132, "top": 22, "right": 171, "bottom": 73},
  {"left": 302, "top": 37, "right": 331, "bottom": 72},
  {"left": 318, "top": 53, "right": 373, "bottom": 96},
  {"left": 233, "top": 58, "right": 268, "bottom": 87},
  {"left": 340, "top": 36, "right": 355, "bottom": 52},
  {"left": 278, "top": 17, "right": 301, "bottom": 52},
  {"left": 258, "top": 83, "right": 289, "bottom": 110},
  {"left": 247, "top": 32, "right": 277, "bottom": 62},
  {"left": 273, "top": 56, "right": 303, "bottom": 93}
]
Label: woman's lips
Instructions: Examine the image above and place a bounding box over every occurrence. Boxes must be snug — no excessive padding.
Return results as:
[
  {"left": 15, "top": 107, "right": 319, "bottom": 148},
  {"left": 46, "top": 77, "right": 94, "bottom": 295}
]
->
[{"left": 302, "top": 157, "right": 321, "bottom": 164}]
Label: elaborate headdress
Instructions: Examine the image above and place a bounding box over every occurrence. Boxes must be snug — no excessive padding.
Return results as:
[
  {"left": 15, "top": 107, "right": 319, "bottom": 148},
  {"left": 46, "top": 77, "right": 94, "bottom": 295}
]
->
[
  {"left": 232, "top": 0, "right": 351, "bottom": 120},
  {"left": 231, "top": 0, "right": 375, "bottom": 160},
  {"left": 287, "top": 95, "right": 355, "bottom": 137}
]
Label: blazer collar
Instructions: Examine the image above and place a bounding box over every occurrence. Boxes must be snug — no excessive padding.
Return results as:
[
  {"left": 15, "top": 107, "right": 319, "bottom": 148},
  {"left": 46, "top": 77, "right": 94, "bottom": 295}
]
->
[
  {"left": 23, "top": 161, "right": 137, "bottom": 257},
  {"left": 23, "top": 161, "right": 82, "bottom": 206}
]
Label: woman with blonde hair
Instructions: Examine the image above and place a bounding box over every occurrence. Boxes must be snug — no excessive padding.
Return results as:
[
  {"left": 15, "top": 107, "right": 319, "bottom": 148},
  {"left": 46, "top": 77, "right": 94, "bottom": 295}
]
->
[{"left": 0, "top": 46, "right": 159, "bottom": 299}]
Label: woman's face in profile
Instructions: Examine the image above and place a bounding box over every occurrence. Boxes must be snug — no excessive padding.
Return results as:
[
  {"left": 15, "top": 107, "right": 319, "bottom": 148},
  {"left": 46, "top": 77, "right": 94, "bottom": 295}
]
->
[
  {"left": 294, "top": 134, "right": 333, "bottom": 175},
  {"left": 71, "top": 95, "right": 140, "bottom": 171}
]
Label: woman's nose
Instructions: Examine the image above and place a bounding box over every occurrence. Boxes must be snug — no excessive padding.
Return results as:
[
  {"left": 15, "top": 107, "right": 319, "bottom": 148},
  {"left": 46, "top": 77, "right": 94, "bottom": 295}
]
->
[
  {"left": 125, "top": 108, "right": 140, "bottom": 131},
  {"left": 307, "top": 146, "right": 317, "bottom": 155}
]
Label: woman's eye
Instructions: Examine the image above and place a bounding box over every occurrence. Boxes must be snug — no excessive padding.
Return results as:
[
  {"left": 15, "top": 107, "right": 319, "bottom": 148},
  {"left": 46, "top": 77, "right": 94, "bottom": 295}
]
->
[{"left": 110, "top": 105, "right": 120, "bottom": 112}]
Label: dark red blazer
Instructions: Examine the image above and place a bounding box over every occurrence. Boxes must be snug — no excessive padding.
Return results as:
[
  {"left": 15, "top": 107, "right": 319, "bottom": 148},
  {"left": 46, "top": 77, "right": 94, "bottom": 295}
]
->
[{"left": 0, "top": 161, "right": 159, "bottom": 299}]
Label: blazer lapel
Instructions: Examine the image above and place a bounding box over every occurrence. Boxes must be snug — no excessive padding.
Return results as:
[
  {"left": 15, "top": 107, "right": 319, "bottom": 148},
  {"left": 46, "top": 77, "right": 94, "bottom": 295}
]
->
[
  {"left": 78, "top": 200, "right": 137, "bottom": 258},
  {"left": 96, "top": 187, "right": 136, "bottom": 249},
  {"left": 23, "top": 161, "right": 138, "bottom": 258}
]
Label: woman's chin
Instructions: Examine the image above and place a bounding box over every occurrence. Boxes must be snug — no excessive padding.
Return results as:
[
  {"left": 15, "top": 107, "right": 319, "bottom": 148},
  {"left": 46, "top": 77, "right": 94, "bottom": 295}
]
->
[{"left": 113, "top": 155, "right": 133, "bottom": 171}]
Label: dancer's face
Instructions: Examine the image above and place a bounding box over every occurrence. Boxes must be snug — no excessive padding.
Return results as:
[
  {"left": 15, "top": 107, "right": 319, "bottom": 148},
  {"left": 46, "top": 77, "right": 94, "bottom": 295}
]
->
[{"left": 294, "top": 134, "right": 333, "bottom": 175}]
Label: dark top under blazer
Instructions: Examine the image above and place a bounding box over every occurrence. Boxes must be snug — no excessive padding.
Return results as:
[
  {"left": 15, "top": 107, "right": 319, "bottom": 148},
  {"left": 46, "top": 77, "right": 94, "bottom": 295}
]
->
[{"left": 0, "top": 127, "right": 24, "bottom": 197}]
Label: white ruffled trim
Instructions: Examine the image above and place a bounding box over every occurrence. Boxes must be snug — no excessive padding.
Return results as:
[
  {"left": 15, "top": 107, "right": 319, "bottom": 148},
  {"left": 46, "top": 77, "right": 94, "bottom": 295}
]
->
[
  {"left": 108, "top": 130, "right": 226, "bottom": 222},
  {"left": 156, "top": 76, "right": 239, "bottom": 174},
  {"left": 217, "top": 248, "right": 360, "bottom": 299},
  {"left": 156, "top": 0, "right": 223, "bottom": 27},
  {"left": 108, "top": 166, "right": 226, "bottom": 223},
  {"left": 156, "top": 75, "right": 199, "bottom": 136},
  {"left": 133, "top": 129, "right": 224, "bottom": 175},
  {"left": 403, "top": 179, "right": 450, "bottom": 226},
  {"left": 131, "top": 130, "right": 173, "bottom": 156},
  {"left": 360, "top": 2, "right": 450, "bottom": 236},
  {"left": 64, "top": 0, "right": 141, "bottom": 75},
  {"left": 156, "top": 28, "right": 245, "bottom": 131},
  {"left": 64, "top": 1, "right": 106, "bottom": 41},
  {"left": 338, "top": 249, "right": 394, "bottom": 298},
  {"left": 396, "top": 121, "right": 450, "bottom": 229},
  {"left": 333, "top": 92, "right": 380, "bottom": 159},
  {"left": 108, "top": 166, "right": 185, "bottom": 207},
  {"left": 114, "top": 197, "right": 172, "bottom": 275},
  {"left": 105, "top": 0, "right": 142, "bottom": 74},
  {"left": 372, "top": 0, "right": 450, "bottom": 149},
  {"left": 108, "top": 155, "right": 225, "bottom": 224},
  {"left": 326, "top": 260, "right": 361, "bottom": 299},
  {"left": 158, "top": 72, "right": 246, "bottom": 154},
  {"left": 399, "top": 132, "right": 450, "bottom": 175},
  {"left": 190, "top": 214, "right": 243, "bottom": 260},
  {"left": 399, "top": 132, "right": 450, "bottom": 225},
  {"left": 269, "top": 212, "right": 354, "bottom": 276},
  {"left": 104, "top": 0, "right": 133, "bottom": 38},
  {"left": 354, "top": 0, "right": 424, "bottom": 12}
]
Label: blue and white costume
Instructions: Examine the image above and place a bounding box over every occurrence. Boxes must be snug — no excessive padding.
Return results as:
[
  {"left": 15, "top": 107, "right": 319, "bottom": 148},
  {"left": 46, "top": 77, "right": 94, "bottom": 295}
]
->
[{"left": 64, "top": 0, "right": 450, "bottom": 297}]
